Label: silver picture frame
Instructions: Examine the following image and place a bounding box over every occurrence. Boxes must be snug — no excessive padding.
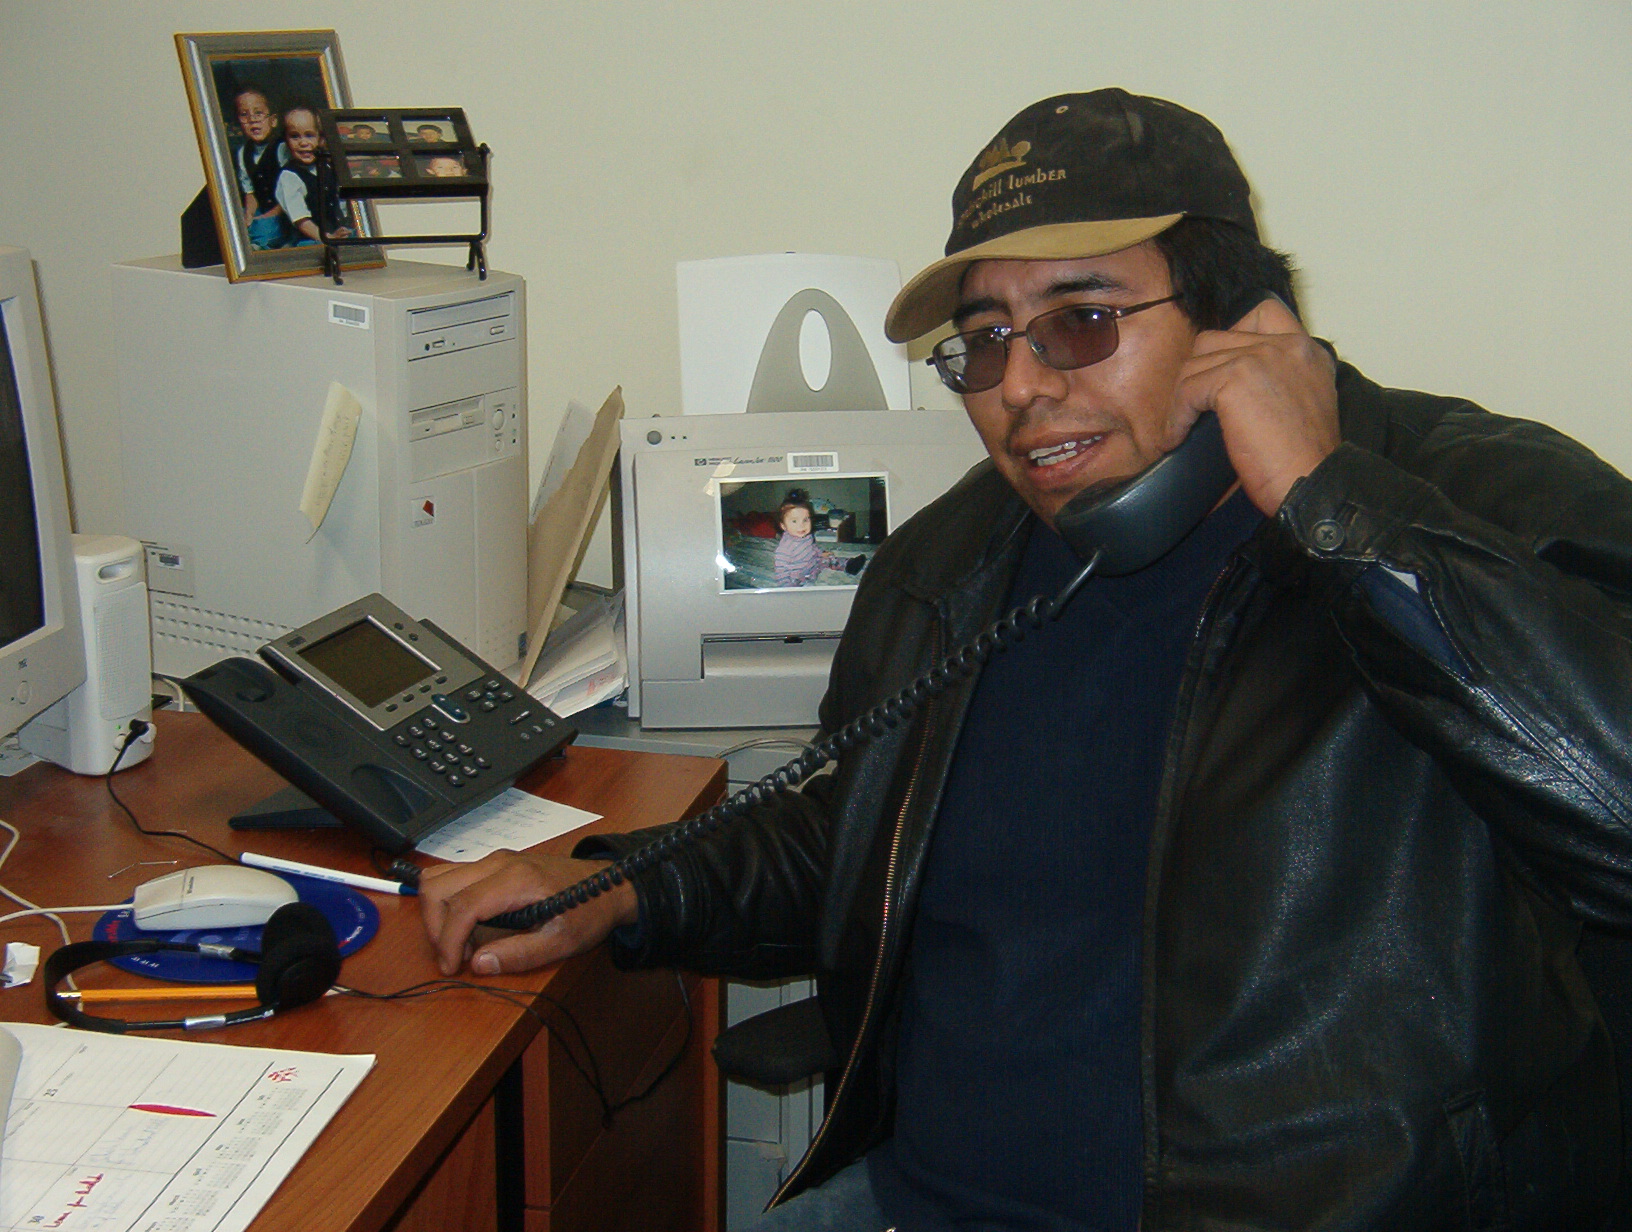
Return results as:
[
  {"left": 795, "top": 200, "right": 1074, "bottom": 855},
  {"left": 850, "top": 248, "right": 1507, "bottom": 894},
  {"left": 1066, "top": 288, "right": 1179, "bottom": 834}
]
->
[{"left": 175, "top": 29, "right": 384, "bottom": 282}]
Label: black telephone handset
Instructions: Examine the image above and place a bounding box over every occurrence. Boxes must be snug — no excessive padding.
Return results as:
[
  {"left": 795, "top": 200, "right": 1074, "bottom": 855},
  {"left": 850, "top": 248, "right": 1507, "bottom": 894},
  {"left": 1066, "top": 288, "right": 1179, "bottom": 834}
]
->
[
  {"left": 1052, "top": 288, "right": 1276, "bottom": 573},
  {"left": 476, "top": 292, "right": 1272, "bottom": 933},
  {"left": 1053, "top": 410, "right": 1235, "bottom": 574}
]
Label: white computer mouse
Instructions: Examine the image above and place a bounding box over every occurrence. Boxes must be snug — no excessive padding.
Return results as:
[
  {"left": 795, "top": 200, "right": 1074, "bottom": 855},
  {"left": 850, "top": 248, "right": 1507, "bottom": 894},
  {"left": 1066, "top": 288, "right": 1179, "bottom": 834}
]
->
[{"left": 131, "top": 865, "right": 299, "bottom": 932}]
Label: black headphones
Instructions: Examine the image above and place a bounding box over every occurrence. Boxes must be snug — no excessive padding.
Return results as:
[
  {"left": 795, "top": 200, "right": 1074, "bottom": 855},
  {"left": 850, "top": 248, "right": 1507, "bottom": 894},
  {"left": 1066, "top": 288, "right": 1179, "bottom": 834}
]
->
[{"left": 44, "top": 902, "right": 342, "bottom": 1033}]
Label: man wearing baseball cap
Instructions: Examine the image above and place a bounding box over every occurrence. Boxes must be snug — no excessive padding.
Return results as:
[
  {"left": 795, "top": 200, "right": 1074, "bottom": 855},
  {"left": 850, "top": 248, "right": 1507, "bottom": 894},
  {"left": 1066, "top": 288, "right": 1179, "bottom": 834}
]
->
[{"left": 423, "top": 91, "right": 1632, "bottom": 1228}]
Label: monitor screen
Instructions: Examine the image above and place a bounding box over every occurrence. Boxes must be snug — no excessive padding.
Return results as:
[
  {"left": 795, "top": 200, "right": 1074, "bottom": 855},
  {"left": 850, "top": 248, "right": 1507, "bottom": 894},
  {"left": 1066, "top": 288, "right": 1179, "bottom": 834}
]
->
[
  {"left": 296, "top": 618, "right": 436, "bottom": 707},
  {"left": 0, "top": 313, "right": 45, "bottom": 650},
  {"left": 717, "top": 474, "right": 888, "bottom": 592},
  {"left": 0, "top": 244, "right": 85, "bottom": 744}
]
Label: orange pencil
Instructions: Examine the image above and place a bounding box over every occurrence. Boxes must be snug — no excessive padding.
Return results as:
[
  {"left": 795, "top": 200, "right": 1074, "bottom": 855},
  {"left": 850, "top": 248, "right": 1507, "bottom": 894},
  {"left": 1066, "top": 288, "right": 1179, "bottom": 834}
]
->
[{"left": 60, "top": 985, "right": 258, "bottom": 1005}]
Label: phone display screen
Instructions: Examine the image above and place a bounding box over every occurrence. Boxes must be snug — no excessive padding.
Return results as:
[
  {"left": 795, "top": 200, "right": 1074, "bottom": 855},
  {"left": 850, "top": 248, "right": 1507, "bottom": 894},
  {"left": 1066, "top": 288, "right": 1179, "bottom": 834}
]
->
[
  {"left": 297, "top": 618, "right": 436, "bottom": 707},
  {"left": 716, "top": 472, "right": 890, "bottom": 593}
]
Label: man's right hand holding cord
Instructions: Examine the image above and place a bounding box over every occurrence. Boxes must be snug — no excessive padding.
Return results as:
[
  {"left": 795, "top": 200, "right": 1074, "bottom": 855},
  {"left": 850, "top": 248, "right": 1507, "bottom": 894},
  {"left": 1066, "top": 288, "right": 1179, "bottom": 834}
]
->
[{"left": 418, "top": 851, "right": 638, "bottom": 976}]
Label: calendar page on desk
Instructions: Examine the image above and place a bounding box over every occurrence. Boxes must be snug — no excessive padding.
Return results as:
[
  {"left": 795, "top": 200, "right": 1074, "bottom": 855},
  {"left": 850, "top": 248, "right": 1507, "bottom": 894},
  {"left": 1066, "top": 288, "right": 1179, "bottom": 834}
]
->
[{"left": 0, "top": 1023, "right": 373, "bottom": 1232}]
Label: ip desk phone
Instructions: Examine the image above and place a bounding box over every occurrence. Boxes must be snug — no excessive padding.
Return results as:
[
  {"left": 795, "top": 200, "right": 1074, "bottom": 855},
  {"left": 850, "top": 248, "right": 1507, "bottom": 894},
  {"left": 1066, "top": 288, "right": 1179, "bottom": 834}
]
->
[{"left": 181, "top": 594, "right": 575, "bottom": 853}]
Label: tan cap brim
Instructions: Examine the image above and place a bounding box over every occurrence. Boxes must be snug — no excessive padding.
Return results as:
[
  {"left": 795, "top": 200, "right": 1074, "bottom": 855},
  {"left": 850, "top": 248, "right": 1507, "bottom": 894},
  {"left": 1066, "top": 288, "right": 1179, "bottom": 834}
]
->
[{"left": 884, "top": 214, "right": 1184, "bottom": 343}]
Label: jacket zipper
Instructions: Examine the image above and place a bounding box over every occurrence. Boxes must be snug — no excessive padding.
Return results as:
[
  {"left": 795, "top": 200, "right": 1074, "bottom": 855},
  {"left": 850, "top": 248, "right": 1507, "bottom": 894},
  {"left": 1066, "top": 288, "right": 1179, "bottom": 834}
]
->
[{"left": 771, "top": 626, "right": 942, "bottom": 1205}]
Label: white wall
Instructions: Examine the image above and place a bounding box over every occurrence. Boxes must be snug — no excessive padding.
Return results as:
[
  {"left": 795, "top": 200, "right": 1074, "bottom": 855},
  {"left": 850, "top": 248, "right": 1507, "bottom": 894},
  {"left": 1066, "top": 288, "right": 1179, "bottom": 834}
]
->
[{"left": 3, "top": 1, "right": 1628, "bottom": 587}]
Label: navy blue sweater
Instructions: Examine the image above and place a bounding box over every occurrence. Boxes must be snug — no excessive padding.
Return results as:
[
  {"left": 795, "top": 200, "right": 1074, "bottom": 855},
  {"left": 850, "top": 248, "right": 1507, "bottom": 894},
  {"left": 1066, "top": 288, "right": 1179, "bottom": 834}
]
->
[{"left": 870, "top": 491, "right": 1261, "bottom": 1230}]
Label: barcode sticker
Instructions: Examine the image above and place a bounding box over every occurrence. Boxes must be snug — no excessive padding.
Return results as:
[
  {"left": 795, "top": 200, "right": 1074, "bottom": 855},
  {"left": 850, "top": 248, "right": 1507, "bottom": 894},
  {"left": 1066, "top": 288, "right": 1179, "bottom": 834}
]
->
[
  {"left": 789, "top": 451, "right": 838, "bottom": 474},
  {"left": 328, "top": 301, "right": 370, "bottom": 329}
]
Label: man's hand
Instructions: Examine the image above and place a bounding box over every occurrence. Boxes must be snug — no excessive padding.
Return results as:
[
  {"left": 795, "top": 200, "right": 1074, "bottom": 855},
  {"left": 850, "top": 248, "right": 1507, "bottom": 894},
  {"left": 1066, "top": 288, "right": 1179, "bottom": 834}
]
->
[
  {"left": 1172, "top": 295, "right": 1340, "bottom": 515},
  {"left": 418, "top": 851, "right": 639, "bottom": 977}
]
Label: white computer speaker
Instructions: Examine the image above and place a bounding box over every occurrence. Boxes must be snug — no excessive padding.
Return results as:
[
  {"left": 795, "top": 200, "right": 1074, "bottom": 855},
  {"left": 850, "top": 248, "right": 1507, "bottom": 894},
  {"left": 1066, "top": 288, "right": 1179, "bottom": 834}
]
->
[{"left": 20, "top": 534, "right": 154, "bottom": 775}]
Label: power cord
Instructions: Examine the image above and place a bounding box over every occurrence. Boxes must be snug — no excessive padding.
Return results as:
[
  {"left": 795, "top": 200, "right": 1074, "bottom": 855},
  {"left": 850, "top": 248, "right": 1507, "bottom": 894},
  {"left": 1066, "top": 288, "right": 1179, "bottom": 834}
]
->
[
  {"left": 105, "top": 721, "right": 237, "bottom": 864},
  {"left": 336, "top": 970, "right": 693, "bottom": 1127},
  {"left": 0, "top": 816, "right": 83, "bottom": 988}
]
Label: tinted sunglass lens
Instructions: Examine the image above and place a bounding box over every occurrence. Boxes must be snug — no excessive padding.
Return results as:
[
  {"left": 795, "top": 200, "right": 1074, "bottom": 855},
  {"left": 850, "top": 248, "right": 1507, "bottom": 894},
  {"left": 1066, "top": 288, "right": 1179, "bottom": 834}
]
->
[
  {"left": 1033, "top": 306, "right": 1116, "bottom": 369},
  {"left": 958, "top": 335, "right": 1011, "bottom": 392}
]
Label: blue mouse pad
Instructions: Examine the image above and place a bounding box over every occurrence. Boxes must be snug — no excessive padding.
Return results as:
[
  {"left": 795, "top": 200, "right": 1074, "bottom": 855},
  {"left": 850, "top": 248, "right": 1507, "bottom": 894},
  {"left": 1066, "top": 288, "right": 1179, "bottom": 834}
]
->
[{"left": 93, "top": 873, "right": 379, "bottom": 983}]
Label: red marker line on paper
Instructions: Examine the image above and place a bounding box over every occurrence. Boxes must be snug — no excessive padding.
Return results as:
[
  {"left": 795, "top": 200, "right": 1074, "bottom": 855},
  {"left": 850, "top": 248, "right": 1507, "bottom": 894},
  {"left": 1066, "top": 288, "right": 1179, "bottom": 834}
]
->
[{"left": 129, "top": 1104, "right": 216, "bottom": 1117}]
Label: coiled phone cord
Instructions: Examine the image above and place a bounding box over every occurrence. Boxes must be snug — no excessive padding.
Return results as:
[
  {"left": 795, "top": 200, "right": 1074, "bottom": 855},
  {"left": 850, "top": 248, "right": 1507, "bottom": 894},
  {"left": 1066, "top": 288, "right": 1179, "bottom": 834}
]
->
[{"left": 479, "top": 549, "right": 1103, "bottom": 934}]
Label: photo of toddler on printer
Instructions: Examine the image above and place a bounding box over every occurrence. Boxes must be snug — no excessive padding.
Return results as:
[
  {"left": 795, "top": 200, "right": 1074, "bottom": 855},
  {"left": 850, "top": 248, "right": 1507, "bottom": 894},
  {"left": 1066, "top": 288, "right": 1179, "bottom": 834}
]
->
[
  {"left": 717, "top": 476, "right": 884, "bottom": 592},
  {"left": 773, "top": 496, "right": 833, "bottom": 587}
]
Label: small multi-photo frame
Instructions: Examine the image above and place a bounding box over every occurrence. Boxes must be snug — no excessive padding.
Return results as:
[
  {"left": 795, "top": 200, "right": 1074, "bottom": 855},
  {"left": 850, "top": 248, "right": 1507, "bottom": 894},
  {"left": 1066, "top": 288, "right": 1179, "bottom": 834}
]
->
[{"left": 319, "top": 108, "right": 486, "bottom": 196}]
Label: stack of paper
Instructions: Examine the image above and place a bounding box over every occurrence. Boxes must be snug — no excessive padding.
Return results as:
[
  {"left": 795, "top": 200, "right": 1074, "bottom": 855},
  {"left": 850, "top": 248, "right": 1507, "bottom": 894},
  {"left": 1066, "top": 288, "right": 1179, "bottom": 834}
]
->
[{"left": 522, "top": 590, "right": 627, "bottom": 717}]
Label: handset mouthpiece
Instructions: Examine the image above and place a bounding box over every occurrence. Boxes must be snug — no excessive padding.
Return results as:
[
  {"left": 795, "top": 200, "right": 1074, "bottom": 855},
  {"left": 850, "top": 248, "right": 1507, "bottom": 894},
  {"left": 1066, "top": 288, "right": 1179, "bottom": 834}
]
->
[{"left": 1053, "top": 412, "right": 1236, "bottom": 575}]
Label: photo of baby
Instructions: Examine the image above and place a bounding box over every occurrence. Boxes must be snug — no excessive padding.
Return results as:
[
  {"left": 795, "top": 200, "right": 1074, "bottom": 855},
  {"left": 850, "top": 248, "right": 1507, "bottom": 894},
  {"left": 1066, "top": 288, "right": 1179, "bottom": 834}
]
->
[
  {"left": 717, "top": 475, "right": 888, "bottom": 592},
  {"left": 772, "top": 496, "right": 836, "bottom": 586}
]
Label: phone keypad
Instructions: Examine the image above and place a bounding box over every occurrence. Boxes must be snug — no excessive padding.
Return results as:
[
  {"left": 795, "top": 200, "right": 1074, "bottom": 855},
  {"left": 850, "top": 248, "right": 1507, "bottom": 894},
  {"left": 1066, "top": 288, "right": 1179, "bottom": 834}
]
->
[{"left": 390, "top": 678, "right": 557, "bottom": 791}]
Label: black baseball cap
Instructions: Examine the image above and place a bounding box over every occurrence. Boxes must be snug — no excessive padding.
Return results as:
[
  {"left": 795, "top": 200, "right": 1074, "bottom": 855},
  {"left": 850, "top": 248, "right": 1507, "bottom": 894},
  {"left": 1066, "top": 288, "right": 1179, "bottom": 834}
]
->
[{"left": 885, "top": 89, "right": 1257, "bottom": 343}]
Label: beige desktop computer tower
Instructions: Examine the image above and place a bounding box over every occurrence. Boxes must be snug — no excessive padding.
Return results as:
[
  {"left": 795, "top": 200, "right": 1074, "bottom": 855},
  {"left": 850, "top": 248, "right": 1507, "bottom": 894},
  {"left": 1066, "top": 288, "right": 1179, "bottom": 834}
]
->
[{"left": 114, "top": 257, "right": 527, "bottom": 678}]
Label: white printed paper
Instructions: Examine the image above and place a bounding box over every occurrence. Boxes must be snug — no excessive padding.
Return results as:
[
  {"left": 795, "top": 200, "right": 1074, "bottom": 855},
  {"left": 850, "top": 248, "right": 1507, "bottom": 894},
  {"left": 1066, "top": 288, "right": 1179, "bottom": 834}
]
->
[
  {"left": 0, "top": 1022, "right": 372, "bottom": 1232},
  {"left": 416, "top": 789, "right": 601, "bottom": 862},
  {"left": 526, "top": 591, "right": 628, "bottom": 717},
  {"left": 298, "top": 382, "right": 363, "bottom": 540}
]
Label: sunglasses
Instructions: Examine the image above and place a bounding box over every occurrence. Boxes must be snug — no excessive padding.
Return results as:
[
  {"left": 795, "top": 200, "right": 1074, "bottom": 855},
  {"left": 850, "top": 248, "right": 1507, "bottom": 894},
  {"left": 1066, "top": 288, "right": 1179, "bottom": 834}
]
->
[{"left": 927, "top": 295, "right": 1178, "bottom": 395}]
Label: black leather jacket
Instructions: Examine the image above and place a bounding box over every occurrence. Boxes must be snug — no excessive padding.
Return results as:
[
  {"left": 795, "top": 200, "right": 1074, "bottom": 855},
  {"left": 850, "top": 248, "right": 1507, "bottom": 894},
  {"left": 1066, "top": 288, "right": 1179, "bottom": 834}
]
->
[{"left": 591, "top": 360, "right": 1632, "bottom": 1228}]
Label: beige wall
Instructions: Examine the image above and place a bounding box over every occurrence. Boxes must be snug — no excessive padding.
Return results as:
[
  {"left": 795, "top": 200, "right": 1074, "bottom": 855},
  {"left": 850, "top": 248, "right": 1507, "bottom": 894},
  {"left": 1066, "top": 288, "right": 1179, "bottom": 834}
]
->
[{"left": 3, "top": 1, "right": 1628, "bottom": 586}]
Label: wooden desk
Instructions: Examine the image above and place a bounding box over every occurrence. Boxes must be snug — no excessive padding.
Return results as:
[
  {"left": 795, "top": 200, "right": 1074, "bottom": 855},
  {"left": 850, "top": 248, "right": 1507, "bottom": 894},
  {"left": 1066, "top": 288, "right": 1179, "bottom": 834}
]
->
[{"left": 0, "top": 711, "right": 727, "bottom": 1232}]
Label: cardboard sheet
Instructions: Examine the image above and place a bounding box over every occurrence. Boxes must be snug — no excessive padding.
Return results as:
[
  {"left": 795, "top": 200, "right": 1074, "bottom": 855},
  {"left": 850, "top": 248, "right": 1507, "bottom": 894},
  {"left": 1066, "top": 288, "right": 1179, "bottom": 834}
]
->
[{"left": 518, "top": 387, "right": 624, "bottom": 685}]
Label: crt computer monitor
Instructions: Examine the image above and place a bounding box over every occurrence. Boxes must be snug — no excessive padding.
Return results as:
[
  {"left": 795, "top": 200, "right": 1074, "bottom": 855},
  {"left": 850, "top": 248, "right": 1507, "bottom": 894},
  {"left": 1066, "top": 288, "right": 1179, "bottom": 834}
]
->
[{"left": 0, "top": 245, "right": 84, "bottom": 742}]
